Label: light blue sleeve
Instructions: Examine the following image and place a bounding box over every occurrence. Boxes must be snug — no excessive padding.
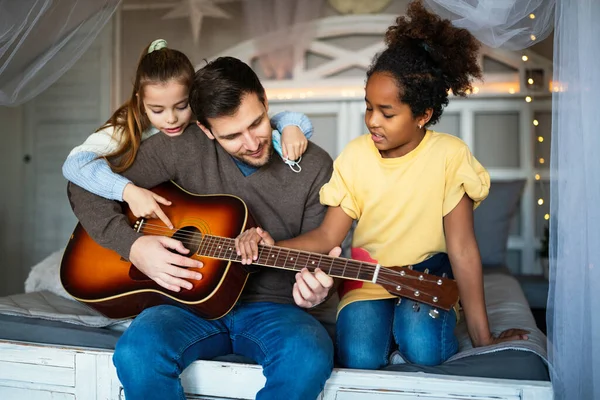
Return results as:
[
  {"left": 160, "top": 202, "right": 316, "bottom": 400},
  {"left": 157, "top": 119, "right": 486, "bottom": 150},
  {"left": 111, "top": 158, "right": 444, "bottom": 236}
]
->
[
  {"left": 270, "top": 111, "right": 313, "bottom": 139},
  {"left": 62, "top": 151, "right": 131, "bottom": 201}
]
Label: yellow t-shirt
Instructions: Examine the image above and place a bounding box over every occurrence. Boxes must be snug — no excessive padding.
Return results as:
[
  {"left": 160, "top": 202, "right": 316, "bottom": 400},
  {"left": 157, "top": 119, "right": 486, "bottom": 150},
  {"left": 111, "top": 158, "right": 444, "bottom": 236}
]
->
[{"left": 319, "top": 131, "right": 490, "bottom": 312}]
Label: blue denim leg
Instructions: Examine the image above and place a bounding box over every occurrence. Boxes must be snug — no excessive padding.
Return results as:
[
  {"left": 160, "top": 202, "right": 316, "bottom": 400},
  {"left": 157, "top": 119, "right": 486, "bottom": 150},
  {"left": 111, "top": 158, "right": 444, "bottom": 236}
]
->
[
  {"left": 336, "top": 299, "right": 396, "bottom": 369},
  {"left": 393, "top": 299, "right": 458, "bottom": 365},
  {"left": 229, "top": 302, "right": 334, "bottom": 400},
  {"left": 113, "top": 304, "right": 231, "bottom": 400}
]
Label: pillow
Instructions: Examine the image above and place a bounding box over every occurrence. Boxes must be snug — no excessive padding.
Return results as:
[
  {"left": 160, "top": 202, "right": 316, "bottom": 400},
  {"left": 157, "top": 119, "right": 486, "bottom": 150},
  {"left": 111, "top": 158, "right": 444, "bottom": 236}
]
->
[
  {"left": 474, "top": 180, "right": 526, "bottom": 266},
  {"left": 24, "top": 247, "right": 73, "bottom": 300}
]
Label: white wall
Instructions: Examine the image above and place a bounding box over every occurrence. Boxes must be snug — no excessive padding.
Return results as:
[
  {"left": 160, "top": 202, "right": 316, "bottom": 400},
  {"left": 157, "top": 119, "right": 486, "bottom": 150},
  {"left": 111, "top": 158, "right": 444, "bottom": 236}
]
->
[
  {"left": 0, "top": 106, "right": 26, "bottom": 295},
  {"left": 0, "top": 24, "right": 112, "bottom": 296}
]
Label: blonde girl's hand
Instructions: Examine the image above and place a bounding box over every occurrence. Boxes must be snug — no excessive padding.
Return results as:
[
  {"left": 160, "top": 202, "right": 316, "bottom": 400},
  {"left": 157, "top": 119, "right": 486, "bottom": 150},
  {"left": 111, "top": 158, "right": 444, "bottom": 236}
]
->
[
  {"left": 122, "top": 183, "right": 173, "bottom": 229},
  {"left": 280, "top": 125, "right": 308, "bottom": 161}
]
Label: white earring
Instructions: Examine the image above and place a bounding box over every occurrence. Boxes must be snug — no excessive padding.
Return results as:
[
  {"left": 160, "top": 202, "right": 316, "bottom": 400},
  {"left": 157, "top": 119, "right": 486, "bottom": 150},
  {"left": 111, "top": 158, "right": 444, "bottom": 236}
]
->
[{"left": 418, "top": 124, "right": 422, "bottom": 129}]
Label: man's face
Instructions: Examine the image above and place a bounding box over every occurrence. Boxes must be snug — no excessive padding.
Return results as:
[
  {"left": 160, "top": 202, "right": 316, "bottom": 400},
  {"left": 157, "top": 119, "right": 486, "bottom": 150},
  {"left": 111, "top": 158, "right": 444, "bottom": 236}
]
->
[{"left": 199, "top": 93, "right": 273, "bottom": 168}]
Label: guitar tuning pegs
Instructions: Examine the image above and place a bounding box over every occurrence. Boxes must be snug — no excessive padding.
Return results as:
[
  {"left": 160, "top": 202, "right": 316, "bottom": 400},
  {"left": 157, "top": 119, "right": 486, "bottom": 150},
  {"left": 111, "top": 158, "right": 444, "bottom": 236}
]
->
[
  {"left": 408, "top": 265, "right": 413, "bottom": 270},
  {"left": 437, "top": 279, "right": 443, "bottom": 285},
  {"left": 424, "top": 268, "right": 429, "bottom": 274},
  {"left": 429, "top": 309, "right": 440, "bottom": 319},
  {"left": 414, "top": 290, "right": 420, "bottom": 297}
]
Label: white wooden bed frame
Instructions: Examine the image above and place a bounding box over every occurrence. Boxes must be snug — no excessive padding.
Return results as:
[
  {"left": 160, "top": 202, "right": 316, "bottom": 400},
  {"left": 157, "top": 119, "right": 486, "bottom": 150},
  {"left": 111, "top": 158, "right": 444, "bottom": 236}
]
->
[{"left": 0, "top": 339, "right": 552, "bottom": 399}]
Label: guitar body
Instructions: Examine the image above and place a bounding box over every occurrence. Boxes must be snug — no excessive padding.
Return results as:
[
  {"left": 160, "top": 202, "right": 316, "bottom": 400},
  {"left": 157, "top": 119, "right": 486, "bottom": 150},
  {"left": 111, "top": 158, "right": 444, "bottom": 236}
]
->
[{"left": 60, "top": 182, "right": 254, "bottom": 320}]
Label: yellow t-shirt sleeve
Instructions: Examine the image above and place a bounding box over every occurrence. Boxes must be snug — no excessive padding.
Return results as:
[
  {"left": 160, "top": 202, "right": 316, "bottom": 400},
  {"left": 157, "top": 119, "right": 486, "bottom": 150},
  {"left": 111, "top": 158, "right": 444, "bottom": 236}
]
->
[
  {"left": 443, "top": 145, "right": 491, "bottom": 216},
  {"left": 319, "top": 151, "right": 361, "bottom": 220}
]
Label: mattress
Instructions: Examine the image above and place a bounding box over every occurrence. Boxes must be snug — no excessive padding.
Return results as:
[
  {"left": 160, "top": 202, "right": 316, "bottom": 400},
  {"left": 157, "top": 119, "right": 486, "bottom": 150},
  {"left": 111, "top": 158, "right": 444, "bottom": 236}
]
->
[{"left": 0, "top": 312, "right": 548, "bottom": 381}]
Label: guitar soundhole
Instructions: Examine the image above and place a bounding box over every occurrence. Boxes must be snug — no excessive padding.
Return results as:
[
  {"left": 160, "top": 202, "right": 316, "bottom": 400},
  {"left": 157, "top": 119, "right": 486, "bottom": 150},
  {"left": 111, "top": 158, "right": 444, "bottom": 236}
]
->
[
  {"left": 172, "top": 226, "right": 202, "bottom": 255},
  {"left": 129, "top": 226, "right": 203, "bottom": 281}
]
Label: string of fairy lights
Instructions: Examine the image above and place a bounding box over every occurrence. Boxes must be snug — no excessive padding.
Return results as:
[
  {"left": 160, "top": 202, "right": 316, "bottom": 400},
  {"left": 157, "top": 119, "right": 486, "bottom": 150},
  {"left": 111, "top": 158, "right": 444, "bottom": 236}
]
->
[
  {"left": 533, "top": 117, "right": 550, "bottom": 223},
  {"left": 522, "top": 12, "right": 552, "bottom": 227}
]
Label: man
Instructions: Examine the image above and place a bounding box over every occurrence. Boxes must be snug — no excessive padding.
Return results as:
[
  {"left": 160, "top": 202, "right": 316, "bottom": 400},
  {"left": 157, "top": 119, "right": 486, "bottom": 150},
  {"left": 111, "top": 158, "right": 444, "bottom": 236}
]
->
[{"left": 67, "top": 57, "right": 336, "bottom": 400}]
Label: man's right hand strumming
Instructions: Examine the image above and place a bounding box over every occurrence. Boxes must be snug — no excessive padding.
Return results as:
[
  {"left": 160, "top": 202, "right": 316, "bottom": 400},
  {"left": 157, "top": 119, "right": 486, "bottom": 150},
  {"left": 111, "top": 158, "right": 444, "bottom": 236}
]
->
[{"left": 129, "top": 236, "right": 203, "bottom": 292}]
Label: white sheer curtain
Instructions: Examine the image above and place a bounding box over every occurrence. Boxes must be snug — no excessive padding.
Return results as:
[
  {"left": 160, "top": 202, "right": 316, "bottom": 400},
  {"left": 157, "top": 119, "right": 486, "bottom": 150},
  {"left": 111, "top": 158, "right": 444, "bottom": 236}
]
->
[
  {"left": 423, "top": 0, "right": 555, "bottom": 50},
  {"left": 0, "top": 0, "right": 120, "bottom": 106},
  {"left": 242, "top": 0, "right": 324, "bottom": 79},
  {"left": 548, "top": 0, "right": 600, "bottom": 398}
]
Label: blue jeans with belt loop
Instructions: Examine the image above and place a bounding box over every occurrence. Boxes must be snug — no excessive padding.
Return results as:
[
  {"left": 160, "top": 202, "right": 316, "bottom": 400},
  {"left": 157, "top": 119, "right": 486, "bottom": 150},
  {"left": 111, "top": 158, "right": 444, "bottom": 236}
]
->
[{"left": 336, "top": 253, "right": 458, "bottom": 368}]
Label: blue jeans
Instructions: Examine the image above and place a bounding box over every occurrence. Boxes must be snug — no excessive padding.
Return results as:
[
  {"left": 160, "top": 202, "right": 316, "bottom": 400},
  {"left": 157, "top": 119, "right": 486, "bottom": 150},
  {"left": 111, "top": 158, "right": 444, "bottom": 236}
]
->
[
  {"left": 336, "top": 253, "right": 458, "bottom": 368},
  {"left": 113, "top": 302, "right": 334, "bottom": 400}
]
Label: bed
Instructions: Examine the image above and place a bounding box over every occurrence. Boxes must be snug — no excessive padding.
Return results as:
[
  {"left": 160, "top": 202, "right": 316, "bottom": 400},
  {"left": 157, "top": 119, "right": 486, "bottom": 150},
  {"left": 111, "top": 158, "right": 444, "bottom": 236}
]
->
[{"left": 0, "top": 268, "right": 551, "bottom": 399}]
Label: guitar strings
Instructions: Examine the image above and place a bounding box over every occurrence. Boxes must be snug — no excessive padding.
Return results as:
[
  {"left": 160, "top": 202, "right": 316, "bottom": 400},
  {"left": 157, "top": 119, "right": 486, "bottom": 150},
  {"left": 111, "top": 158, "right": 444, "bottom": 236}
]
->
[
  {"left": 138, "top": 223, "right": 434, "bottom": 280},
  {"left": 136, "top": 223, "right": 451, "bottom": 302},
  {"left": 138, "top": 222, "right": 448, "bottom": 288},
  {"left": 249, "top": 245, "right": 439, "bottom": 299},
  {"left": 139, "top": 224, "right": 418, "bottom": 277}
]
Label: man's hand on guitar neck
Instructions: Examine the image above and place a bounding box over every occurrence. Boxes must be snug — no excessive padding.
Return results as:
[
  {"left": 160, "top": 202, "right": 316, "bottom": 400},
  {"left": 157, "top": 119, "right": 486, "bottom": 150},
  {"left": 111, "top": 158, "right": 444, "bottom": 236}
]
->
[
  {"left": 293, "top": 246, "right": 340, "bottom": 308},
  {"left": 130, "top": 236, "right": 203, "bottom": 292},
  {"left": 234, "top": 227, "right": 338, "bottom": 309}
]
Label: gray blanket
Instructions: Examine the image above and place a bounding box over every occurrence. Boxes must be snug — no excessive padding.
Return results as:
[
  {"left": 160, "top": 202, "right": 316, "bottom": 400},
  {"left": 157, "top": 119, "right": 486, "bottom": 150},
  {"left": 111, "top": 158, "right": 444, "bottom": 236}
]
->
[{"left": 447, "top": 273, "right": 546, "bottom": 363}]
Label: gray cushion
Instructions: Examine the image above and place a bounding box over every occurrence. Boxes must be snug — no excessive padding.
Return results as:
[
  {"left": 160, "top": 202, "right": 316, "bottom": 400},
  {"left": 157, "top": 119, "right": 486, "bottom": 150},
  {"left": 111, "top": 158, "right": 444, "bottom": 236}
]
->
[
  {"left": 474, "top": 180, "right": 526, "bottom": 266},
  {"left": 0, "top": 314, "right": 121, "bottom": 349}
]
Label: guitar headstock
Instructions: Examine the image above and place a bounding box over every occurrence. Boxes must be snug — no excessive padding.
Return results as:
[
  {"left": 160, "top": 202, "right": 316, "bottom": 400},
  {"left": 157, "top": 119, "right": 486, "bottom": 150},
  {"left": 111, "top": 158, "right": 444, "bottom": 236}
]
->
[{"left": 378, "top": 267, "right": 459, "bottom": 311}]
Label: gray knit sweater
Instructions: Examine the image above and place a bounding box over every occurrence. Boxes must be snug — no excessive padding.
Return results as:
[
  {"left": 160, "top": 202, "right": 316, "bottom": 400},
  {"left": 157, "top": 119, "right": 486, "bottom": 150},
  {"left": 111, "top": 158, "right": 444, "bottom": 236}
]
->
[{"left": 67, "top": 124, "right": 333, "bottom": 304}]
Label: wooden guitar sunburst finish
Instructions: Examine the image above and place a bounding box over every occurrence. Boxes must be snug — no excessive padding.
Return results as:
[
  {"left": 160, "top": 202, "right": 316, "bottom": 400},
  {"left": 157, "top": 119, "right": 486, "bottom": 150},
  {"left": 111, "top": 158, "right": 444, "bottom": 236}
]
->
[{"left": 61, "top": 182, "right": 253, "bottom": 320}]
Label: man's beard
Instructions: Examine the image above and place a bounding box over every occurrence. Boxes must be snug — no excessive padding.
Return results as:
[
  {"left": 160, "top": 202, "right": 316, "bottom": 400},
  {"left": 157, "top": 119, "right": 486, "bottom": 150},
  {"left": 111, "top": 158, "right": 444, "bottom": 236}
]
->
[{"left": 236, "top": 140, "right": 273, "bottom": 168}]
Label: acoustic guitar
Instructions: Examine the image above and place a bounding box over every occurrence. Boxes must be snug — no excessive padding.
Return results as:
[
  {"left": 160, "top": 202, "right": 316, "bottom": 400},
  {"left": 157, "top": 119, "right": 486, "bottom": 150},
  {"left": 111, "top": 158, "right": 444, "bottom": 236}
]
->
[{"left": 60, "top": 182, "right": 459, "bottom": 319}]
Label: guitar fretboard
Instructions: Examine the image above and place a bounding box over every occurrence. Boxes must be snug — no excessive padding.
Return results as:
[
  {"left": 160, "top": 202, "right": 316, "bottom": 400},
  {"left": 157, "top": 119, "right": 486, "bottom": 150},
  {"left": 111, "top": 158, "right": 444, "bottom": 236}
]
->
[{"left": 197, "top": 234, "right": 377, "bottom": 282}]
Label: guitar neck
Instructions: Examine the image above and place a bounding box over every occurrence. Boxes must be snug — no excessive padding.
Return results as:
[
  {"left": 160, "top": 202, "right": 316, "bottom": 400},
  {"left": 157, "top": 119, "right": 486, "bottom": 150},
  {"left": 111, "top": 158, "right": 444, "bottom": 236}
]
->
[
  {"left": 194, "top": 233, "right": 459, "bottom": 312},
  {"left": 198, "top": 234, "right": 379, "bottom": 283}
]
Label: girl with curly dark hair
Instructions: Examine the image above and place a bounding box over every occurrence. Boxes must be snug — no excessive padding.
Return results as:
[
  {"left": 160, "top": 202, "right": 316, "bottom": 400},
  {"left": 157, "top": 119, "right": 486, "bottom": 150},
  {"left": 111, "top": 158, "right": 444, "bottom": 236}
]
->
[{"left": 235, "top": 1, "right": 529, "bottom": 368}]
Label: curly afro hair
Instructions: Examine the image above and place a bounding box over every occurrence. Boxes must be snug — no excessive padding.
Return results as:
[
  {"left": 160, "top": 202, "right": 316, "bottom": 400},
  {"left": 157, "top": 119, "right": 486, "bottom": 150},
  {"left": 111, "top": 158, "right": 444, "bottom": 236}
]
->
[{"left": 367, "top": 1, "right": 482, "bottom": 126}]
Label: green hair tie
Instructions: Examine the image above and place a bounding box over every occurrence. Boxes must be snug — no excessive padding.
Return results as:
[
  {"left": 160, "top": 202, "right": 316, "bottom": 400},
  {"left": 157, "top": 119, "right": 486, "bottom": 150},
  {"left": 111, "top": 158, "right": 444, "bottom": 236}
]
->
[{"left": 148, "top": 39, "right": 168, "bottom": 54}]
